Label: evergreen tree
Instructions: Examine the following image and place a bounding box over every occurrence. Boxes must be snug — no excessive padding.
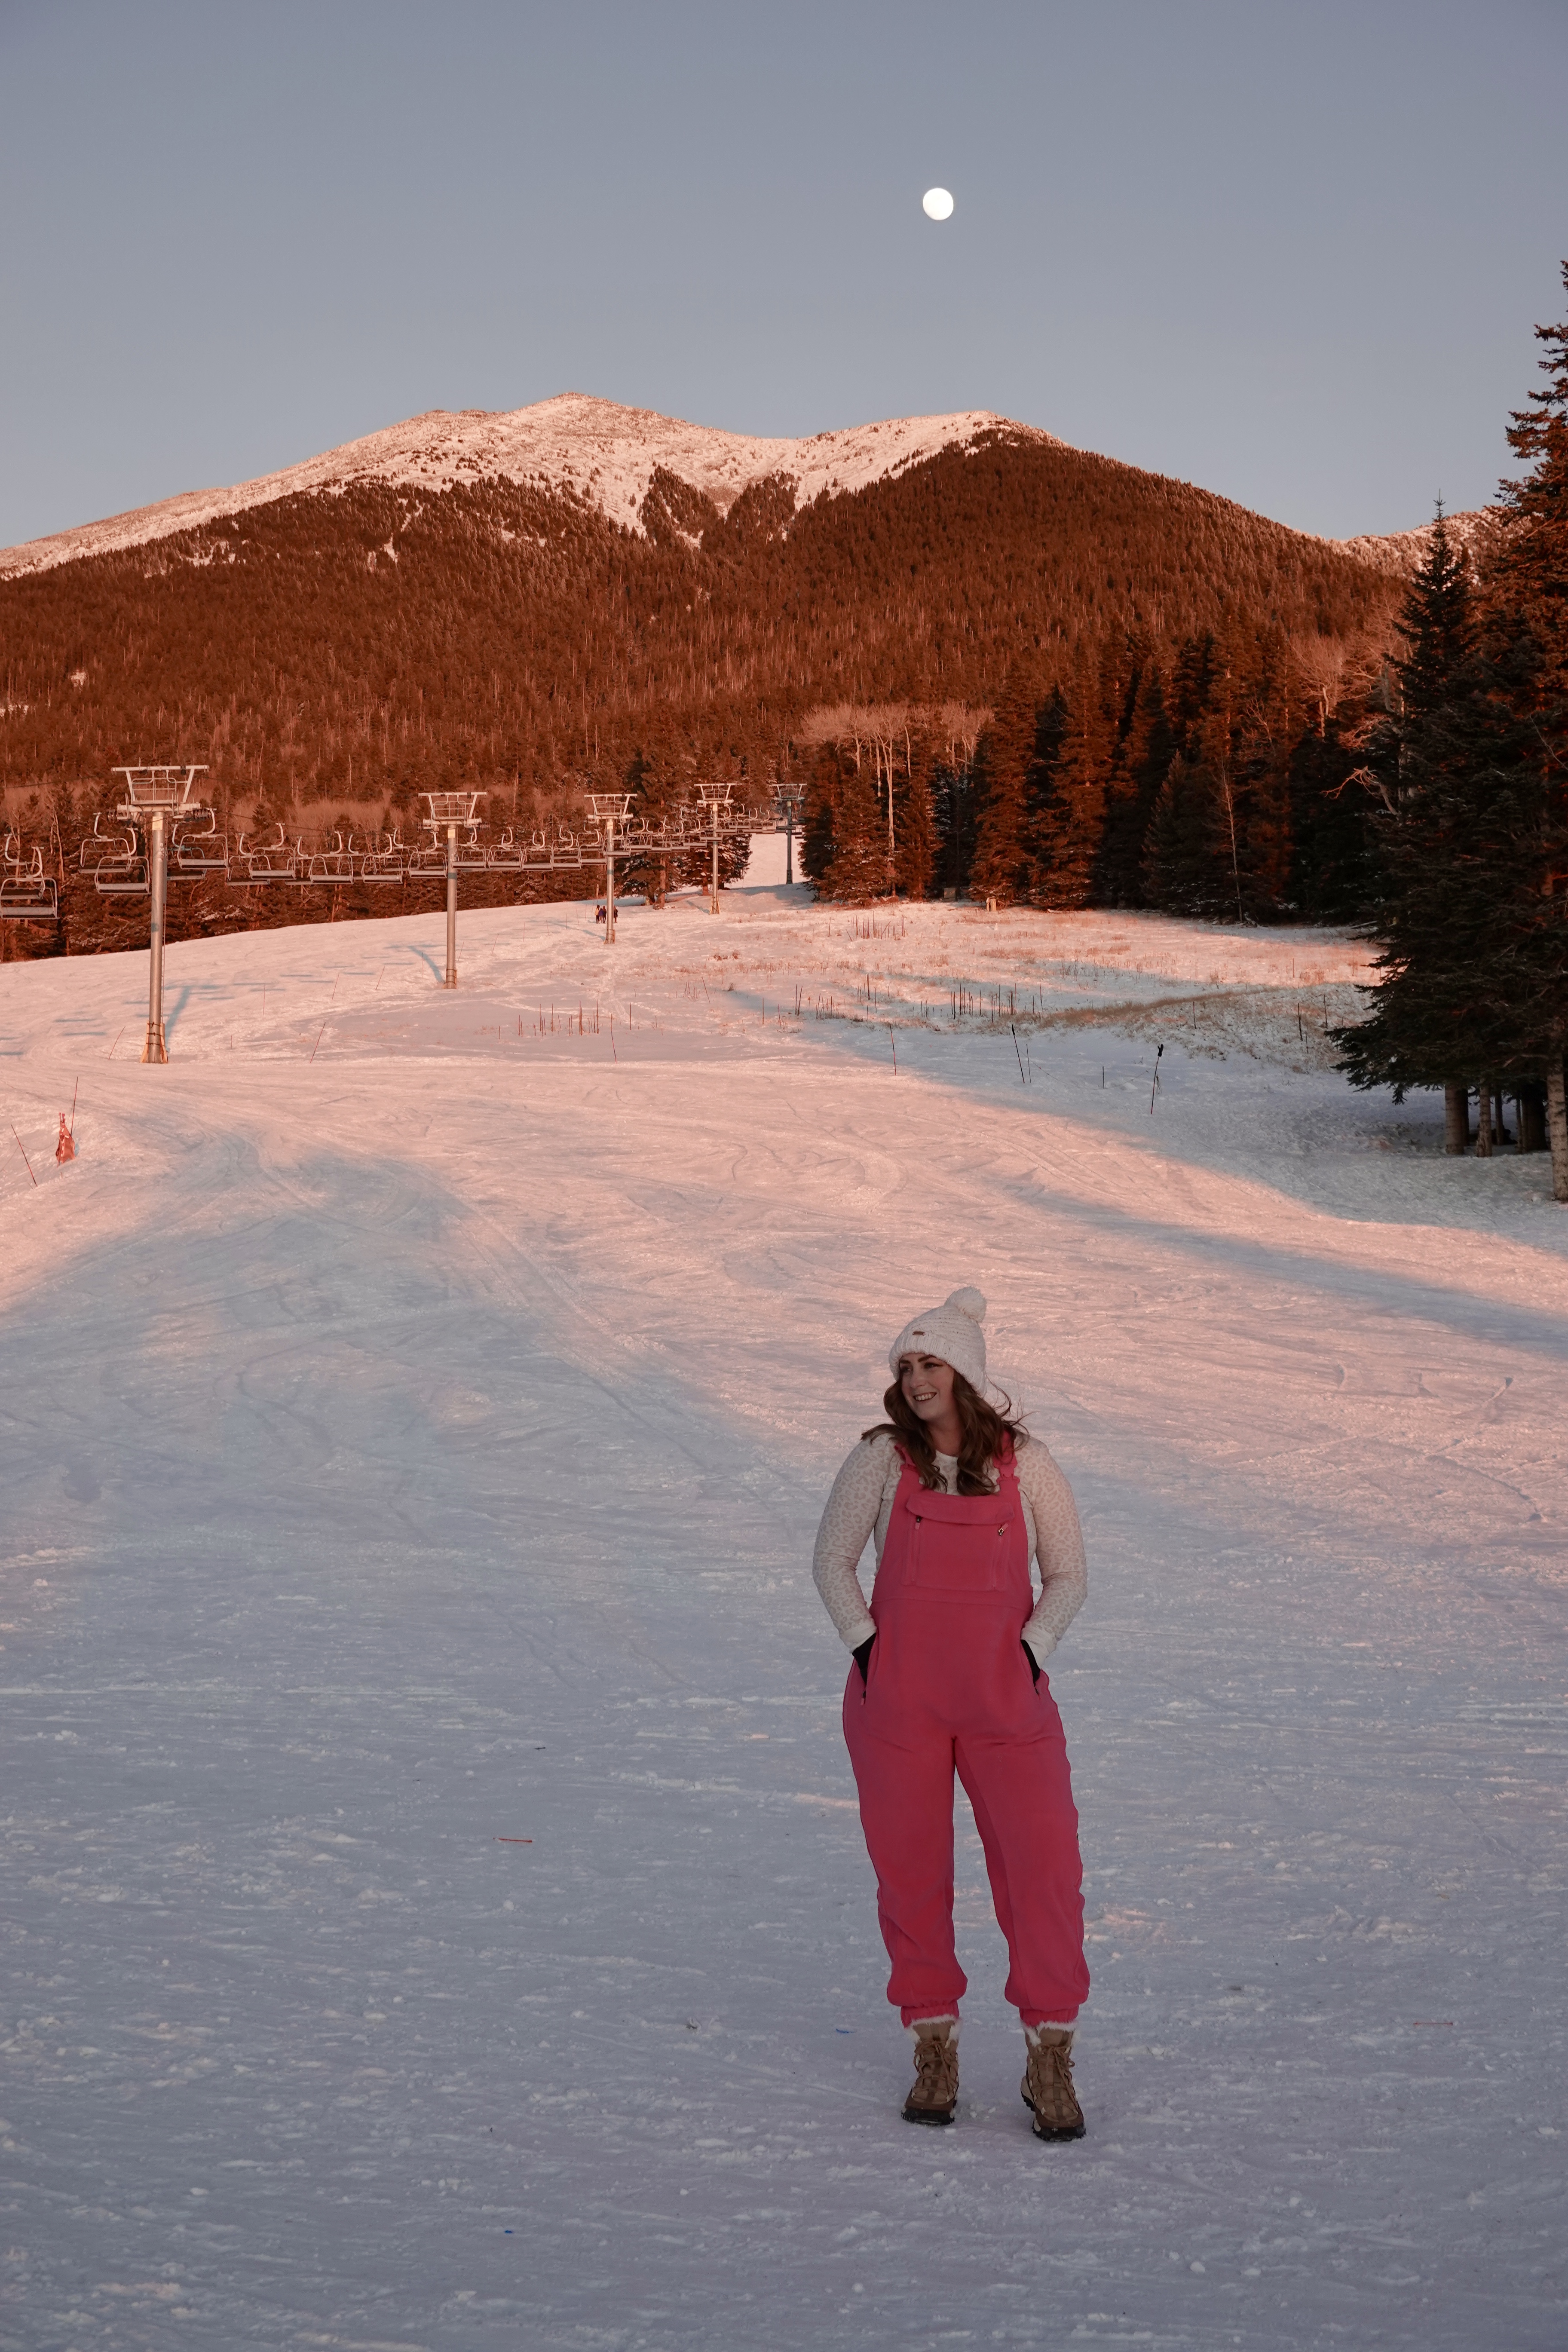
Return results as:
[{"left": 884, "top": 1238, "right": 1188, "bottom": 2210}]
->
[
  {"left": 930, "top": 749, "right": 976, "bottom": 896},
  {"left": 894, "top": 723, "right": 940, "bottom": 899},
  {"left": 1483, "top": 261, "right": 1568, "bottom": 1193},
  {"left": 1334, "top": 505, "right": 1506, "bottom": 1106},
  {"left": 800, "top": 744, "right": 844, "bottom": 894},
  {"left": 1142, "top": 630, "right": 1238, "bottom": 915},
  {"left": 1142, "top": 753, "right": 1222, "bottom": 915},
  {"left": 1036, "top": 640, "right": 1114, "bottom": 906},
  {"left": 1097, "top": 649, "right": 1172, "bottom": 906},
  {"left": 1231, "top": 623, "right": 1295, "bottom": 914},
  {"left": 969, "top": 665, "right": 1054, "bottom": 904},
  {"left": 1288, "top": 714, "right": 1378, "bottom": 922},
  {"left": 802, "top": 743, "right": 887, "bottom": 902},
  {"left": 1338, "top": 261, "right": 1568, "bottom": 1205}
]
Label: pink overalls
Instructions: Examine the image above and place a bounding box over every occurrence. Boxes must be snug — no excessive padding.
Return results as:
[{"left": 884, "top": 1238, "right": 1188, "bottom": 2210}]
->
[{"left": 843, "top": 1446, "right": 1089, "bottom": 2028}]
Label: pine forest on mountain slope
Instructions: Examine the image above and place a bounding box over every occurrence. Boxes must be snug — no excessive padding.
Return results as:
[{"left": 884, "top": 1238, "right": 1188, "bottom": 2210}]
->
[{"left": 0, "top": 426, "right": 1404, "bottom": 957}]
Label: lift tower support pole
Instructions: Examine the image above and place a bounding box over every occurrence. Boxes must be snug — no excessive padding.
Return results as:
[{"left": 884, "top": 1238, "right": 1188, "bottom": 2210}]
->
[
  {"left": 143, "top": 807, "right": 169, "bottom": 1062},
  {"left": 111, "top": 766, "right": 205, "bottom": 1064},
  {"left": 445, "top": 821, "right": 459, "bottom": 988}
]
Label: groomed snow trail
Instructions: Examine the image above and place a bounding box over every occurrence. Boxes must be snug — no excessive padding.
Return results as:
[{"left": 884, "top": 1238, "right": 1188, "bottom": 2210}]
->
[{"left": 2, "top": 890, "right": 1564, "bottom": 2351}]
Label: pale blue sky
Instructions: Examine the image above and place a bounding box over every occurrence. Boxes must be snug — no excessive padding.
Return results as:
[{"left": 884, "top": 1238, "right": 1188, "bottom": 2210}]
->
[{"left": 2, "top": 0, "right": 1565, "bottom": 549}]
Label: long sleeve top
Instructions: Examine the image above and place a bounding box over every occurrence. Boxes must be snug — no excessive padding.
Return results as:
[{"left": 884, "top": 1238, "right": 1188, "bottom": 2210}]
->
[{"left": 811, "top": 1430, "right": 1087, "bottom": 1668}]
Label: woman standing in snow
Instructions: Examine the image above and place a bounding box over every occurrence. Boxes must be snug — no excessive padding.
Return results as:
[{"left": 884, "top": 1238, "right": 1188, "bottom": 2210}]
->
[{"left": 813, "top": 1286, "right": 1090, "bottom": 2138}]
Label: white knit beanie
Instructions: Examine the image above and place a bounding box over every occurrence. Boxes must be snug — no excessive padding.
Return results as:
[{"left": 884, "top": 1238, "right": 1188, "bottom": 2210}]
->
[{"left": 888, "top": 1286, "right": 988, "bottom": 1395}]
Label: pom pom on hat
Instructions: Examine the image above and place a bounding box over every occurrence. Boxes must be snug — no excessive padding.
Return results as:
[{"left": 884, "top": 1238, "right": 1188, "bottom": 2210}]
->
[{"left": 888, "top": 1285, "right": 989, "bottom": 1396}]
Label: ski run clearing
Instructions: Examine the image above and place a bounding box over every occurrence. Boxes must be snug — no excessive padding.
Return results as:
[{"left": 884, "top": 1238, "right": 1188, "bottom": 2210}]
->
[{"left": 2, "top": 858, "right": 1564, "bottom": 2352}]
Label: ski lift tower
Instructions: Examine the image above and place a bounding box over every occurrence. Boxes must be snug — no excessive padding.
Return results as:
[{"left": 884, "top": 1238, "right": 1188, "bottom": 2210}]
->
[
  {"left": 697, "top": 783, "right": 733, "bottom": 915},
  {"left": 585, "top": 793, "right": 634, "bottom": 943},
  {"left": 420, "top": 791, "right": 487, "bottom": 989},
  {"left": 773, "top": 783, "right": 805, "bottom": 885},
  {"left": 113, "top": 767, "right": 207, "bottom": 1062}
]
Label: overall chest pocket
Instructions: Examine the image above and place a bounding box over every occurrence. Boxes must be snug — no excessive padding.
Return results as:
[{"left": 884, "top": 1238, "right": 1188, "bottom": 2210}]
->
[{"left": 906, "top": 1507, "right": 1014, "bottom": 1592}]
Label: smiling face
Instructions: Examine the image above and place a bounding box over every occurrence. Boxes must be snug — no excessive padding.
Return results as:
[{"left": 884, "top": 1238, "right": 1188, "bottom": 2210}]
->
[{"left": 898, "top": 1351, "right": 960, "bottom": 1447}]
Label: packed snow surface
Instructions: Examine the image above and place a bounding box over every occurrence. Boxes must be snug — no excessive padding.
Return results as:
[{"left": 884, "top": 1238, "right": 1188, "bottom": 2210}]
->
[
  {"left": 2, "top": 884, "right": 1564, "bottom": 2350},
  {"left": 0, "top": 395, "right": 1043, "bottom": 577}
]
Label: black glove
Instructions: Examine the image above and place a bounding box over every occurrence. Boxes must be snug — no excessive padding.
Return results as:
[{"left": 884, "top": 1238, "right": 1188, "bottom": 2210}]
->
[
  {"left": 1022, "top": 1639, "right": 1040, "bottom": 1686},
  {"left": 853, "top": 1635, "right": 876, "bottom": 1685}
]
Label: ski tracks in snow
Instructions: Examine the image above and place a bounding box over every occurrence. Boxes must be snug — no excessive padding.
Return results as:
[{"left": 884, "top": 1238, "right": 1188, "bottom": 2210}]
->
[{"left": 1, "top": 894, "right": 1565, "bottom": 2350}]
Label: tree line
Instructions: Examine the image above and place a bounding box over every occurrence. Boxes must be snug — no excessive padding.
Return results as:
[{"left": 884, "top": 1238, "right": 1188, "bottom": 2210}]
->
[{"left": 799, "top": 621, "right": 1379, "bottom": 924}]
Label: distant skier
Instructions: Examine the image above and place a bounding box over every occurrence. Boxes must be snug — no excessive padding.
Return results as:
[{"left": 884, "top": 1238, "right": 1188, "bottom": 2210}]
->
[{"left": 812, "top": 1286, "right": 1090, "bottom": 2137}]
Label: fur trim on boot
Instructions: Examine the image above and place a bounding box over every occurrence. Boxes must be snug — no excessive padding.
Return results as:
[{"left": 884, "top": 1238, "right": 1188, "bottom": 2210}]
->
[
  {"left": 1021, "top": 2025, "right": 1085, "bottom": 2141},
  {"left": 903, "top": 2018, "right": 959, "bottom": 2125}
]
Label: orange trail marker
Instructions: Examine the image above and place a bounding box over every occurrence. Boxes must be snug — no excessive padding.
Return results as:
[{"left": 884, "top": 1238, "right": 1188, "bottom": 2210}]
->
[{"left": 12, "top": 1125, "right": 37, "bottom": 1185}]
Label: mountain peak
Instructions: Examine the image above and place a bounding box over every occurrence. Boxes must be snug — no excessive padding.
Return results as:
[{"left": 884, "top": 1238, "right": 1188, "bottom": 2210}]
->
[{"left": 0, "top": 396, "right": 1054, "bottom": 578}]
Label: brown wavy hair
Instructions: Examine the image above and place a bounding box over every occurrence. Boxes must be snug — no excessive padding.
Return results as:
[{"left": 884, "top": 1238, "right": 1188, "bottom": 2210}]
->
[{"left": 863, "top": 1368, "right": 1028, "bottom": 1493}]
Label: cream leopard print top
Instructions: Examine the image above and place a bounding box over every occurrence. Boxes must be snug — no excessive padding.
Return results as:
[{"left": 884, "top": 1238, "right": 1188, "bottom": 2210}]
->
[{"left": 812, "top": 1430, "right": 1087, "bottom": 1667}]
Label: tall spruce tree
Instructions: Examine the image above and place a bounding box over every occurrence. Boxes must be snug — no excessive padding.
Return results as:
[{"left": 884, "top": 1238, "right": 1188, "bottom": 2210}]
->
[
  {"left": 1333, "top": 504, "right": 1520, "bottom": 1129},
  {"left": 970, "top": 665, "right": 1057, "bottom": 904},
  {"left": 1232, "top": 623, "right": 1295, "bottom": 914},
  {"left": 1288, "top": 710, "right": 1379, "bottom": 922},
  {"left": 1098, "top": 654, "right": 1174, "bottom": 905},
  {"left": 1339, "top": 270, "right": 1568, "bottom": 1198},
  {"left": 1483, "top": 261, "right": 1568, "bottom": 1195},
  {"left": 1143, "top": 753, "right": 1222, "bottom": 915},
  {"left": 1037, "top": 640, "right": 1115, "bottom": 906},
  {"left": 894, "top": 723, "right": 940, "bottom": 899}
]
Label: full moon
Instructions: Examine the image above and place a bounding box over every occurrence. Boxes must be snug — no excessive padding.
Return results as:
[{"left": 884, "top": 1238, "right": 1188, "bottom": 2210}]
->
[{"left": 922, "top": 187, "right": 954, "bottom": 221}]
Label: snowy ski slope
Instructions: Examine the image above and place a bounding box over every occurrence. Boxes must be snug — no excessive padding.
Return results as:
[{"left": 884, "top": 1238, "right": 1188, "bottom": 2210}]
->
[{"left": 2, "top": 880, "right": 1564, "bottom": 2350}]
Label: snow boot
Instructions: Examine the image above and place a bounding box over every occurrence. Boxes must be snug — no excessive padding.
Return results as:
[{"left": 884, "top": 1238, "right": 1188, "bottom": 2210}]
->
[
  {"left": 1021, "top": 2026, "right": 1085, "bottom": 2141},
  {"left": 903, "top": 2018, "right": 959, "bottom": 2125}
]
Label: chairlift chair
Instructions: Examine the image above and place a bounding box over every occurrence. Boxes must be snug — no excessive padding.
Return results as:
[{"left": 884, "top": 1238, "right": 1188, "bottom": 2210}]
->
[
  {"left": 356, "top": 831, "right": 406, "bottom": 885},
  {"left": 236, "top": 827, "right": 298, "bottom": 885},
  {"left": 454, "top": 826, "right": 489, "bottom": 873},
  {"left": 487, "top": 829, "right": 527, "bottom": 872},
  {"left": 78, "top": 811, "right": 122, "bottom": 873},
  {"left": 170, "top": 810, "right": 229, "bottom": 876},
  {"left": 94, "top": 841, "right": 150, "bottom": 896},
  {"left": 0, "top": 839, "right": 60, "bottom": 921},
  {"left": 77, "top": 816, "right": 149, "bottom": 895},
  {"left": 305, "top": 833, "right": 356, "bottom": 885}
]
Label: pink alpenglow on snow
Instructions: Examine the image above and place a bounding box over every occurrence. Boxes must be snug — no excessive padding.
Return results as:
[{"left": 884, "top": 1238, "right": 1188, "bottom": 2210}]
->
[{"left": 0, "top": 891, "right": 1562, "bottom": 2344}]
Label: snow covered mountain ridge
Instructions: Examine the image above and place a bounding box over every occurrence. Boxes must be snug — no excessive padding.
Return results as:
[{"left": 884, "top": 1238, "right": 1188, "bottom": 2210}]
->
[
  {"left": 1329, "top": 508, "right": 1491, "bottom": 575},
  {"left": 0, "top": 395, "right": 1051, "bottom": 579}
]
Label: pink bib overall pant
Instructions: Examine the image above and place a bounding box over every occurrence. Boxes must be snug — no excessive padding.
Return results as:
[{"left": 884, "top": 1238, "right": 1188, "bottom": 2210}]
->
[{"left": 842, "top": 1448, "right": 1089, "bottom": 2029}]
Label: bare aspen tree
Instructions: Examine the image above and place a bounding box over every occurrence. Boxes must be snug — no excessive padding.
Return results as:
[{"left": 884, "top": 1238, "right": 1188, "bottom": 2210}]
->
[{"left": 1548, "top": 1064, "right": 1568, "bottom": 1202}]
